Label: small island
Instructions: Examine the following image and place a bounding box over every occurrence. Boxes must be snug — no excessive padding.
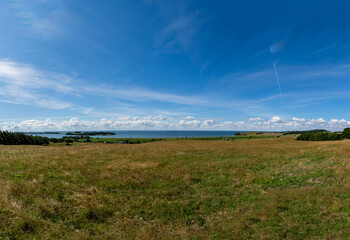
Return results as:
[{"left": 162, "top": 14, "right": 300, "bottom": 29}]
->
[
  {"left": 22, "top": 132, "right": 60, "bottom": 134},
  {"left": 65, "top": 131, "right": 116, "bottom": 136}
]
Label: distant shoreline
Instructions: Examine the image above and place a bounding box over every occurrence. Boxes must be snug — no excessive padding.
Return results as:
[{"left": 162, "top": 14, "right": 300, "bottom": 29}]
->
[
  {"left": 65, "top": 131, "right": 116, "bottom": 136},
  {"left": 22, "top": 130, "right": 238, "bottom": 139}
]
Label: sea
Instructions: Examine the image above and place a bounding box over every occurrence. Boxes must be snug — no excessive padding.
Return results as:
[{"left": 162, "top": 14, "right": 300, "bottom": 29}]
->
[{"left": 26, "top": 130, "right": 240, "bottom": 139}]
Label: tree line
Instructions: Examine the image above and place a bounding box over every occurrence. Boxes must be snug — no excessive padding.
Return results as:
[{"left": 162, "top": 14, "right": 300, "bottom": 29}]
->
[
  {"left": 283, "top": 129, "right": 327, "bottom": 135},
  {"left": 296, "top": 128, "right": 350, "bottom": 141},
  {"left": 0, "top": 131, "right": 50, "bottom": 145},
  {"left": 0, "top": 131, "right": 159, "bottom": 145}
]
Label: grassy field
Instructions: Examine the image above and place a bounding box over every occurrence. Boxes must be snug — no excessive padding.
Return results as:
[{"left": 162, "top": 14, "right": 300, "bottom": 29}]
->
[
  {"left": 0, "top": 136, "right": 349, "bottom": 239},
  {"left": 76, "top": 133, "right": 274, "bottom": 143},
  {"left": 78, "top": 137, "right": 164, "bottom": 144}
]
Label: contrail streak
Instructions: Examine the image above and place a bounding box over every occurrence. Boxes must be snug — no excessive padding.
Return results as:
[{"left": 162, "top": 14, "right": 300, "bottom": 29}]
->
[{"left": 273, "top": 62, "right": 282, "bottom": 95}]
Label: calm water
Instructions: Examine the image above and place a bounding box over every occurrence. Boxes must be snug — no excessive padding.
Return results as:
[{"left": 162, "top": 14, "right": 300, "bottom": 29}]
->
[{"left": 27, "top": 130, "right": 239, "bottom": 139}]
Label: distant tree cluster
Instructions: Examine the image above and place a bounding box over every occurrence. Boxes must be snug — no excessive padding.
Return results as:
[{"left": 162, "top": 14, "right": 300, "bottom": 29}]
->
[
  {"left": 296, "top": 132, "right": 341, "bottom": 141},
  {"left": 0, "top": 131, "right": 50, "bottom": 145},
  {"left": 283, "top": 129, "right": 327, "bottom": 135},
  {"left": 342, "top": 128, "right": 350, "bottom": 139},
  {"left": 49, "top": 136, "right": 91, "bottom": 144},
  {"left": 48, "top": 138, "right": 65, "bottom": 143},
  {"left": 296, "top": 128, "right": 350, "bottom": 141}
]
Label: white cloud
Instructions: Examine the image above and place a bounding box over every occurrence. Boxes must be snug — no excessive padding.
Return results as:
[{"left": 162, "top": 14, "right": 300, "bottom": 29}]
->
[
  {"left": 178, "top": 120, "right": 201, "bottom": 128},
  {"left": 248, "top": 117, "right": 264, "bottom": 121},
  {"left": 269, "top": 116, "right": 283, "bottom": 123},
  {"left": 1, "top": 119, "right": 56, "bottom": 131},
  {"left": 292, "top": 117, "right": 305, "bottom": 122},
  {"left": 305, "top": 118, "right": 326, "bottom": 125},
  {"left": 202, "top": 119, "right": 217, "bottom": 128},
  {"left": 1, "top": 116, "right": 350, "bottom": 131}
]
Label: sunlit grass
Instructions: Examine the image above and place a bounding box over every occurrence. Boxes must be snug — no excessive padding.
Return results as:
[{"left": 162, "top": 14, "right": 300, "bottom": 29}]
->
[{"left": 0, "top": 137, "right": 349, "bottom": 239}]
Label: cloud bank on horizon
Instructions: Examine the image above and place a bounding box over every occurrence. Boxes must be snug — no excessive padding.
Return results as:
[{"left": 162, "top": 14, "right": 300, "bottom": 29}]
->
[
  {"left": 1, "top": 0, "right": 350, "bottom": 131},
  {"left": 1, "top": 116, "right": 349, "bottom": 132}
]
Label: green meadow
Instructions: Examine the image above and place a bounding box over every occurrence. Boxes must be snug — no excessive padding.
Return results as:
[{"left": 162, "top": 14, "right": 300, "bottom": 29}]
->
[
  {"left": 76, "top": 132, "right": 274, "bottom": 143},
  {"left": 0, "top": 136, "right": 349, "bottom": 239}
]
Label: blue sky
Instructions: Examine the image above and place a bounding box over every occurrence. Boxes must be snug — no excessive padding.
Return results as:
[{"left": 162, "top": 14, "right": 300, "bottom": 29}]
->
[{"left": 1, "top": 0, "right": 350, "bottom": 131}]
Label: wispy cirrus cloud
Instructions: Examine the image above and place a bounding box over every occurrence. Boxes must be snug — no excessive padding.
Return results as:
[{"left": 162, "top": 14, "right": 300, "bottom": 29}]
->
[
  {"left": 88, "top": 86, "right": 207, "bottom": 106},
  {"left": 9, "top": 1, "right": 70, "bottom": 40},
  {"left": 212, "top": 63, "right": 350, "bottom": 97},
  {"left": 154, "top": 13, "right": 206, "bottom": 53},
  {"left": 270, "top": 40, "right": 286, "bottom": 54},
  {"left": 0, "top": 60, "right": 74, "bottom": 109},
  {"left": 2, "top": 58, "right": 350, "bottom": 120},
  {"left": 0, "top": 59, "right": 207, "bottom": 111}
]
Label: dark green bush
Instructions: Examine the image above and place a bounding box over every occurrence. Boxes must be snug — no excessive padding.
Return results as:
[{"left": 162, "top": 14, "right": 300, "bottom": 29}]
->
[
  {"left": 296, "top": 132, "right": 341, "bottom": 141},
  {"left": 65, "top": 138, "right": 73, "bottom": 144},
  {"left": 341, "top": 128, "right": 350, "bottom": 139}
]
